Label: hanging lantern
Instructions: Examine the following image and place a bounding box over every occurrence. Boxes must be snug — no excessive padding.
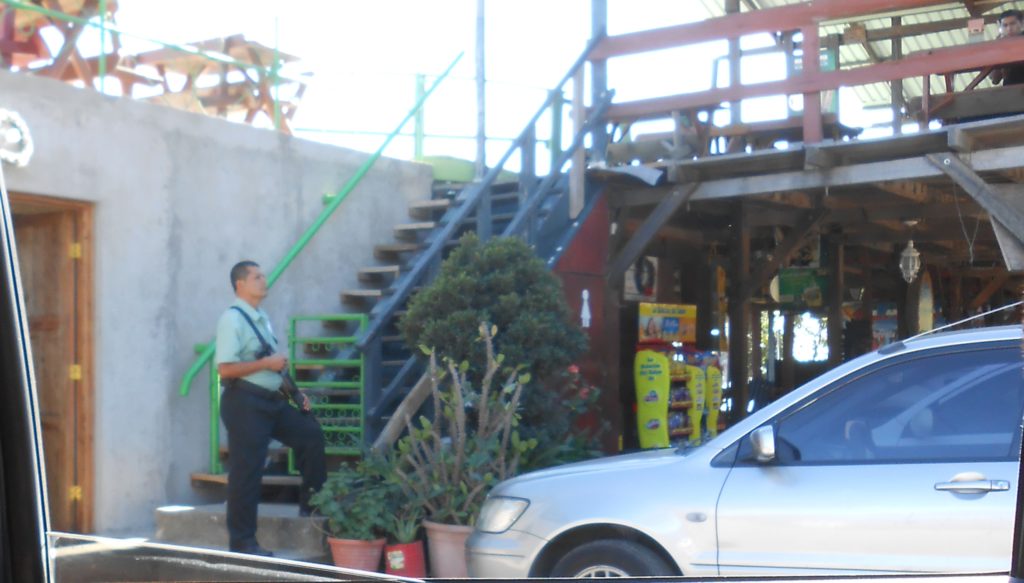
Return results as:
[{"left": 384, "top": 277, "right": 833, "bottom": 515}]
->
[{"left": 899, "top": 240, "right": 921, "bottom": 283}]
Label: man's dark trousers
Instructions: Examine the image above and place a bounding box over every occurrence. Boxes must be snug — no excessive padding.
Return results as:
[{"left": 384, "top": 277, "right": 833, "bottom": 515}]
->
[{"left": 220, "top": 382, "right": 326, "bottom": 551}]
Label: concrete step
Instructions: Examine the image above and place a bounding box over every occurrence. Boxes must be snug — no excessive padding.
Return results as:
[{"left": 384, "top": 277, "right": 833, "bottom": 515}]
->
[{"left": 154, "top": 503, "right": 329, "bottom": 563}]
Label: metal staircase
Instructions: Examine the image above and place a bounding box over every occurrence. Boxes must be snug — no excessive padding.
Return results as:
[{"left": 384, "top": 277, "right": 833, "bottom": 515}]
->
[{"left": 290, "top": 41, "right": 614, "bottom": 453}]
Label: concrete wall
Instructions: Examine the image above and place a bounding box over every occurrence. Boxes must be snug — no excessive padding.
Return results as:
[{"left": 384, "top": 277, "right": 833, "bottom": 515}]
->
[{"left": 0, "top": 70, "right": 434, "bottom": 535}]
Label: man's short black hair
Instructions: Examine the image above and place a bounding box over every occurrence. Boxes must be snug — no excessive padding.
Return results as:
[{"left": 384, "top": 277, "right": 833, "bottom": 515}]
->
[
  {"left": 1001, "top": 9, "right": 1023, "bottom": 22},
  {"left": 230, "top": 260, "right": 259, "bottom": 291}
]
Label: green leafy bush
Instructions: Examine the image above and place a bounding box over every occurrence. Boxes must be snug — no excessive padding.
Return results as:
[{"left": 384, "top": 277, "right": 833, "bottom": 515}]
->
[
  {"left": 309, "top": 458, "right": 393, "bottom": 540},
  {"left": 392, "top": 324, "right": 536, "bottom": 526},
  {"left": 401, "top": 233, "right": 604, "bottom": 470},
  {"left": 400, "top": 233, "right": 587, "bottom": 379}
]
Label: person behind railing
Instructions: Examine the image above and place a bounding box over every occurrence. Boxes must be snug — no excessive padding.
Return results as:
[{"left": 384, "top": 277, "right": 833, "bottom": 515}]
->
[
  {"left": 215, "top": 260, "right": 326, "bottom": 556},
  {"left": 989, "top": 9, "right": 1024, "bottom": 86}
]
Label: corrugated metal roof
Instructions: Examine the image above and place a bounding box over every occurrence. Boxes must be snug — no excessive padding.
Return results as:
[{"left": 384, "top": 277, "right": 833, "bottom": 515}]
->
[{"left": 688, "top": 0, "right": 1024, "bottom": 108}]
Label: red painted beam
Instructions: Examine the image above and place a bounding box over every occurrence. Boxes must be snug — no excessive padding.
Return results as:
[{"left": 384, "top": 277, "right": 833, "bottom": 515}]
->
[
  {"left": 590, "top": 0, "right": 952, "bottom": 61},
  {"left": 606, "top": 35, "right": 1024, "bottom": 121}
]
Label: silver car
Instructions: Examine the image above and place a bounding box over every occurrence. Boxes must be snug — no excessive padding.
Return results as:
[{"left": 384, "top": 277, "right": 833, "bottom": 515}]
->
[{"left": 468, "top": 325, "right": 1024, "bottom": 578}]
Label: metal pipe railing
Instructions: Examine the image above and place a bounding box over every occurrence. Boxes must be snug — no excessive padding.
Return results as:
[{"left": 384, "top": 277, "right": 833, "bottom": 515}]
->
[
  {"left": 177, "top": 51, "right": 463, "bottom": 399},
  {"left": 356, "top": 35, "right": 603, "bottom": 351}
]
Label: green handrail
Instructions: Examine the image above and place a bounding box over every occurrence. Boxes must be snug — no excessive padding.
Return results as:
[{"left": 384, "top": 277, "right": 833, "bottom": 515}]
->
[{"left": 178, "top": 51, "right": 463, "bottom": 399}]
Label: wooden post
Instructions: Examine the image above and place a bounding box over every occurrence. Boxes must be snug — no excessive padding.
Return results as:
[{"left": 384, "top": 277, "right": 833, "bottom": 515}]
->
[
  {"left": 475, "top": 0, "right": 486, "bottom": 180},
  {"left": 728, "top": 203, "right": 751, "bottom": 417},
  {"left": 570, "top": 67, "right": 586, "bottom": 218},
  {"left": 951, "top": 274, "right": 964, "bottom": 321},
  {"left": 751, "top": 305, "right": 763, "bottom": 383},
  {"left": 801, "top": 25, "right": 824, "bottom": 144},
  {"left": 828, "top": 235, "right": 844, "bottom": 367},
  {"left": 782, "top": 311, "right": 796, "bottom": 392},
  {"left": 891, "top": 17, "right": 904, "bottom": 134},
  {"left": 727, "top": 0, "right": 742, "bottom": 124},
  {"left": 862, "top": 253, "right": 875, "bottom": 352},
  {"left": 905, "top": 270, "right": 923, "bottom": 336}
]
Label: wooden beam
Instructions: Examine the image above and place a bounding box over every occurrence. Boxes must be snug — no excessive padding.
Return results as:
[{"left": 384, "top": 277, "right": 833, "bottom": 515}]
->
[
  {"left": 875, "top": 181, "right": 931, "bottom": 203},
  {"left": 854, "top": 14, "right": 997, "bottom": 43},
  {"left": 926, "top": 153, "right": 1024, "bottom": 238},
  {"left": 608, "top": 183, "right": 698, "bottom": 284},
  {"left": 968, "top": 273, "right": 1010, "bottom": 310},
  {"left": 589, "top": 0, "right": 949, "bottom": 61},
  {"left": 687, "top": 143, "right": 1024, "bottom": 201},
  {"left": 828, "top": 235, "right": 845, "bottom": 366},
  {"left": 729, "top": 203, "right": 751, "bottom": 417},
  {"left": 740, "top": 208, "right": 830, "bottom": 299},
  {"left": 606, "top": 35, "right": 1024, "bottom": 122},
  {"left": 624, "top": 218, "right": 705, "bottom": 246}
]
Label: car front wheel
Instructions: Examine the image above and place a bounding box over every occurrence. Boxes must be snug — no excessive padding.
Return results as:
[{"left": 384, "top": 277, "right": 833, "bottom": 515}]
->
[{"left": 550, "top": 539, "right": 675, "bottom": 578}]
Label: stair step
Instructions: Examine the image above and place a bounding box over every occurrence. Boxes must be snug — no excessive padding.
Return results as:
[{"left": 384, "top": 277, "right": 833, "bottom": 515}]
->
[
  {"left": 374, "top": 242, "right": 422, "bottom": 260},
  {"left": 219, "top": 446, "right": 289, "bottom": 458},
  {"left": 154, "top": 502, "right": 328, "bottom": 563},
  {"left": 190, "top": 473, "right": 302, "bottom": 487},
  {"left": 294, "top": 359, "right": 362, "bottom": 371},
  {"left": 304, "top": 389, "right": 361, "bottom": 398},
  {"left": 382, "top": 359, "right": 408, "bottom": 367},
  {"left": 357, "top": 264, "right": 400, "bottom": 282},
  {"left": 382, "top": 334, "right": 403, "bottom": 343},
  {"left": 394, "top": 221, "right": 438, "bottom": 240},
  {"left": 341, "top": 289, "right": 386, "bottom": 303},
  {"left": 409, "top": 198, "right": 452, "bottom": 218}
]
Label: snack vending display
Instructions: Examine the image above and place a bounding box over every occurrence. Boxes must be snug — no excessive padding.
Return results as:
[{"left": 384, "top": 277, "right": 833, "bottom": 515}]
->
[
  {"left": 704, "top": 353, "right": 723, "bottom": 438},
  {"left": 634, "top": 349, "right": 670, "bottom": 449},
  {"left": 634, "top": 303, "right": 729, "bottom": 449},
  {"left": 684, "top": 352, "right": 707, "bottom": 445},
  {"left": 668, "top": 357, "right": 691, "bottom": 445}
]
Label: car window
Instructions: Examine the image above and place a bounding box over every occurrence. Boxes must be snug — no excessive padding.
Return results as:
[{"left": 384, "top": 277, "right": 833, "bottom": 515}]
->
[{"left": 774, "top": 346, "right": 1023, "bottom": 465}]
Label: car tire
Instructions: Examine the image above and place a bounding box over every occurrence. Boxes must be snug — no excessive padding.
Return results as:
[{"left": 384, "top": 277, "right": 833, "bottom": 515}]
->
[{"left": 550, "top": 539, "right": 675, "bottom": 578}]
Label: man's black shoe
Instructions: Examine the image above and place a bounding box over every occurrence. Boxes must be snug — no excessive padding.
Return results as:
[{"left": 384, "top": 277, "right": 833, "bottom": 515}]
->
[{"left": 231, "top": 545, "right": 274, "bottom": 557}]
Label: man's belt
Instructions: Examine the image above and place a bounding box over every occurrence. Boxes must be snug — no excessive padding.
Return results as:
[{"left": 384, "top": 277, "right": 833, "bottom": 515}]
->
[{"left": 222, "top": 378, "right": 287, "bottom": 401}]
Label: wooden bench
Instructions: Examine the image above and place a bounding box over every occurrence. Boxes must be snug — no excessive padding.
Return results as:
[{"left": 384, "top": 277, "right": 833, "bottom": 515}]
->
[
  {"left": 908, "top": 82, "right": 1024, "bottom": 123},
  {"left": 607, "top": 113, "right": 861, "bottom": 164}
]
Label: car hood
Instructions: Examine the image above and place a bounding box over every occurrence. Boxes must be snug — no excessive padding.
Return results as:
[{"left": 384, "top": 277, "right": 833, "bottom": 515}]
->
[{"left": 493, "top": 448, "right": 683, "bottom": 493}]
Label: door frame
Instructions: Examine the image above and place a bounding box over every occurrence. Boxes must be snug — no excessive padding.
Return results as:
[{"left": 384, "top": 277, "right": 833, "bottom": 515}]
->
[{"left": 10, "top": 192, "right": 94, "bottom": 533}]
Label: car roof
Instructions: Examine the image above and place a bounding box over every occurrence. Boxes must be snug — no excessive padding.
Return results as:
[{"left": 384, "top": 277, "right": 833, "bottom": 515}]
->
[{"left": 896, "top": 324, "right": 1021, "bottom": 353}]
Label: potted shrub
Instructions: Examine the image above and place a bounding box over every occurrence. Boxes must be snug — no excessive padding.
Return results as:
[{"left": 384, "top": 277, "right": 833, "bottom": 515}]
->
[
  {"left": 308, "top": 460, "right": 391, "bottom": 571},
  {"left": 383, "top": 502, "right": 426, "bottom": 577},
  {"left": 392, "top": 323, "right": 536, "bottom": 577},
  {"left": 400, "top": 233, "right": 604, "bottom": 471}
]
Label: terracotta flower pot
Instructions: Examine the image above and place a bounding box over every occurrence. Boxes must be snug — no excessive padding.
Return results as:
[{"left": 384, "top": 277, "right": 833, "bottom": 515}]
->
[
  {"left": 385, "top": 540, "right": 427, "bottom": 578},
  {"left": 326, "top": 536, "right": 386, "bottom": 572},
  {"left": 423, "top": 520, "right": 473, "bottom": 578}
]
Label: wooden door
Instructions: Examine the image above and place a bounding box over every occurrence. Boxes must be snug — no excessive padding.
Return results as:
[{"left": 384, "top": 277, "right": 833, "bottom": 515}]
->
[{"left": 13, "top": 209, "right": 82, "bottom": 532}]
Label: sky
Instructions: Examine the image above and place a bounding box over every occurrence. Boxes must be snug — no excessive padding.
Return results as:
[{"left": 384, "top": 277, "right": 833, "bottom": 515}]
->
[
  {"left": 51, "top": 0, "right": 891, "bottom": 169},
  {"left": 98, "top": 0, "right": 832, "bottom": 167}
]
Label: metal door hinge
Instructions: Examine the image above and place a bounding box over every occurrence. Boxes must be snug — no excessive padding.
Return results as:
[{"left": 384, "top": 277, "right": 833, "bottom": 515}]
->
[
  {"left": 69, "top": 364, "right": 82, "bottom": 381},
  {"left": 69, "top": 485, "right": 82, "bottom": 501},
  {"left": 69, "top": 243, "right": 82, "bottom": 259}
]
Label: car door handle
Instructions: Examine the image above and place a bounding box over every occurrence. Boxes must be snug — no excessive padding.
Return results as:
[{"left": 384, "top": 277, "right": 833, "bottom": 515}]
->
[{"left": 934, "top": 479, "right": 1010, "bottom": 493}]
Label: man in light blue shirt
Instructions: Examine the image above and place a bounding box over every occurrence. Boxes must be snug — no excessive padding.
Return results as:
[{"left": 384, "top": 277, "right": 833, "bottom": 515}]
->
[{"left": 215, "top": 260, "right": 325, "bottom": 557}]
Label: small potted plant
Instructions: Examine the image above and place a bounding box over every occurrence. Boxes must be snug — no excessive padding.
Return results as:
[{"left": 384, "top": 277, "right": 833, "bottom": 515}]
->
[
  {"left": 383, "top": 502, "right": 426, "bottom": 577},
  {"left": 308, "top": 459, "right": 391, "bottom": 571},
  {"left": 392, "top": 323, "right": 537, "bottom": 577}
]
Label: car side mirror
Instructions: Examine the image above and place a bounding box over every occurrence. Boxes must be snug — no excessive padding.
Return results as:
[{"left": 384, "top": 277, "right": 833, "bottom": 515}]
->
[{"left": 750, "top": 425, "right": 776, "bottom": 463}]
